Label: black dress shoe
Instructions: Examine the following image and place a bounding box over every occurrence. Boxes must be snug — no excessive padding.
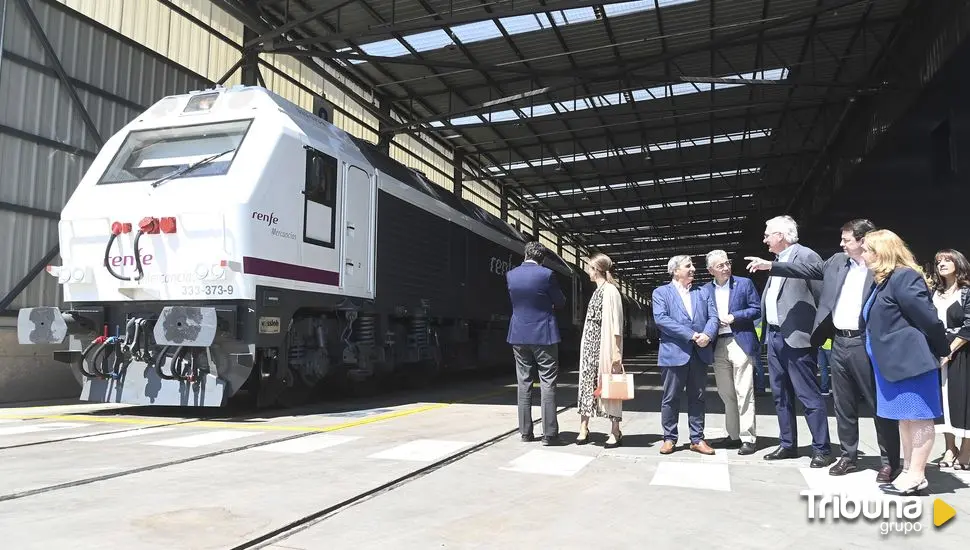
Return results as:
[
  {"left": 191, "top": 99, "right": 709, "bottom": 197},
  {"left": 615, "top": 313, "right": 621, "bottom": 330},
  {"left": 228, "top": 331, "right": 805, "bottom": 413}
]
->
[
  {"left": 811, "top": 453, "right": 834, "bottom": 468},
  {"left": 521, "top": 433, "right": 535, "bottom": 442},
  {"left": 763, "top": 446, "right": 798, "bottom": 461},
  {"left": 718, "top": 438, "right": 742, "bottom": 449},
  {"left": 542, "top": 436, "right": 564, "bottom": 446},
  {"left": 828, "top": 457, "right": 857, "bottom": 476},
  {"left": 876, "top": 465, "right": 902, "bottom": 483},
  {"left": 738, "top": 442, "right": 756, "bottom": 455}
]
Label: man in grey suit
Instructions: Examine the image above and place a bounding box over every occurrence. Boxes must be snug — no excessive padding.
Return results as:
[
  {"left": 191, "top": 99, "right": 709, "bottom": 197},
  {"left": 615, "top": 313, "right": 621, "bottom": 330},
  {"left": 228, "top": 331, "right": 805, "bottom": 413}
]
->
[
  {"left": 746, "top": 219, "right": 900, "bottom": 482},
  {"left": 753, "top": 215, "right": 832, "bottom": 467}
]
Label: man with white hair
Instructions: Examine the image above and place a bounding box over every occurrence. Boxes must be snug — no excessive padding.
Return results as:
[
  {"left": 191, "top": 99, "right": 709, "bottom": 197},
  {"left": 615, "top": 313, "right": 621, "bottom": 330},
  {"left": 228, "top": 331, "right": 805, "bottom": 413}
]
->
[
  {"left": 652, "top": 255, "right": 720, "bottom": 455},
  {"left": 755, "top": 215, "right": 832, "bottom": 468},
  {"left": 704, "top": 249, "right": 761, "bottom": 455}
]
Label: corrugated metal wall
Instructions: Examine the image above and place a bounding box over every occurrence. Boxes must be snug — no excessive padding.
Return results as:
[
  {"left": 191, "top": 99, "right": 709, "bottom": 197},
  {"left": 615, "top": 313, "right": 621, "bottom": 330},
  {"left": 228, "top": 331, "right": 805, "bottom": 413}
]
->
[
  {"left": 0, "top": 0, "right": 212, "bottom": 311},
  {"left": 0, "top": 0, "right": 641, "bottom": 310}
]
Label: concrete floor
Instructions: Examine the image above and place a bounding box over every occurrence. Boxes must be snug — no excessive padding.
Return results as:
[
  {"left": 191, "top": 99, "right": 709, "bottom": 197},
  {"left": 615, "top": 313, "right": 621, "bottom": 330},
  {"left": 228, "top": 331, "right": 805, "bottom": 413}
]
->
[{"left": 0, "top": 354, "right": 966, "bottom": 549}]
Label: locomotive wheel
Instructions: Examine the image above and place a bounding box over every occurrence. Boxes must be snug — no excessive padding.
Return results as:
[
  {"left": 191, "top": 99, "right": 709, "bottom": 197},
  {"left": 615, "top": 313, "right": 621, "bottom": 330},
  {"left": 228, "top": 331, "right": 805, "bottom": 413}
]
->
[{"left": 275, "top": 374, "right": 313, "bottom": 408}]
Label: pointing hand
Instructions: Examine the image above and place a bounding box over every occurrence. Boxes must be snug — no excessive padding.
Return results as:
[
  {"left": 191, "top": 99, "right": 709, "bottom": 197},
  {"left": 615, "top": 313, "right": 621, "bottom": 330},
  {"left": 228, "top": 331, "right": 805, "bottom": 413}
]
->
[{"left": 744, "top": 257, "right": 771, "bottom": 273}]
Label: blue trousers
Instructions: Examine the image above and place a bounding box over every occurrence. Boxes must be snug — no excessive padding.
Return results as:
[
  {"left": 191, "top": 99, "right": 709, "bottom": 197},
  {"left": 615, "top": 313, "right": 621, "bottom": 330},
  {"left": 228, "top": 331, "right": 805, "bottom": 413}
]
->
[
  {"left": 660, "top": 353, "right": 708, "bottom": 444},
  {"left": 767, "top": 330, "right": 831, "bottom": 454},
  {"left": 817, "top": 348, "right": 831, "bottom": 393}
]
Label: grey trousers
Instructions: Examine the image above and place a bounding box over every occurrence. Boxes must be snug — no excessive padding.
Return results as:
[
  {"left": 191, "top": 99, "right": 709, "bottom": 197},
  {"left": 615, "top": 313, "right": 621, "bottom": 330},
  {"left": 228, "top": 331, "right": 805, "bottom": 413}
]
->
[{"left": 513, "top": 344, "right": 559, "bottom": 438}]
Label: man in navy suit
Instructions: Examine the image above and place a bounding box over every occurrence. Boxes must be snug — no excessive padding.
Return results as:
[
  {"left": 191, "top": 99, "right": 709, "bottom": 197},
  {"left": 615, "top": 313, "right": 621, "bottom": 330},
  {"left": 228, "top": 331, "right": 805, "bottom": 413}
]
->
[
  {"left": 506, "top": 241, "right": 566, "bottom": 446},
  {"left": 751, "top": 215, "right": 832, "bottom": 468},
  {"left": 704, "top": 250, "right": 762, "bottom": 455},
  {"left": 652, "top": 255, "right": 720, "bottom": 455}
]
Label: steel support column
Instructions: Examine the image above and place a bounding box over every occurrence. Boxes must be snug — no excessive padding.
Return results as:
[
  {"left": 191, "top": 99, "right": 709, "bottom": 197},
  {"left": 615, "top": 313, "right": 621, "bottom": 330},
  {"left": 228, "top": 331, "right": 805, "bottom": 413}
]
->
[
  {"left": 240, "top": 27, "right": 262, "bottom": 86},
  {"left": 452, "top": 150, "right": 463, "bottom": 197}
]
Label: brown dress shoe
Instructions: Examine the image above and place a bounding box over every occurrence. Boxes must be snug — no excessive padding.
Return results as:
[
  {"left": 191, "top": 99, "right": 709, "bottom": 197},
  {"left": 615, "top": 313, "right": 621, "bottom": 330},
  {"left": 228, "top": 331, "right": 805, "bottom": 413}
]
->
[
  {"left": 660, "top": 440, "right": 676, "bottom": 454},
  {"left": 690, "top": 440, "right": 715, "bottom": 455},
  {"left": 876, "top": 464, "right": 902, "bottom": 483}
]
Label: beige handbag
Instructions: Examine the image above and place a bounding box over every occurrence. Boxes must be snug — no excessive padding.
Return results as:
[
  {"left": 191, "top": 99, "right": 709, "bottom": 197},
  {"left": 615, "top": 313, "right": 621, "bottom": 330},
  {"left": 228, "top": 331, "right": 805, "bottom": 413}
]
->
[{"left": 597, "top": 363, "right": 635, "bottom": 400}]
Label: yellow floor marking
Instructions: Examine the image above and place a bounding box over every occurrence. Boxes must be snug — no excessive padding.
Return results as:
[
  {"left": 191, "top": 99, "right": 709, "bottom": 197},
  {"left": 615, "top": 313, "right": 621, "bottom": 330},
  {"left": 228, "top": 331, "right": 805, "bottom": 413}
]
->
[{"left": 0, "top": 386, "right": 512, "bottom": 433}]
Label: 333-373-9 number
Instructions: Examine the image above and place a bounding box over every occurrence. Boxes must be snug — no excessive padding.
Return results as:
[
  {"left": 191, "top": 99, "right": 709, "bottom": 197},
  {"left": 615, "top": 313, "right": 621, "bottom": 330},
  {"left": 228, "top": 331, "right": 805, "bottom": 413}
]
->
[{"left": 181, "top": 285, "right": 234, "bottom": 296}]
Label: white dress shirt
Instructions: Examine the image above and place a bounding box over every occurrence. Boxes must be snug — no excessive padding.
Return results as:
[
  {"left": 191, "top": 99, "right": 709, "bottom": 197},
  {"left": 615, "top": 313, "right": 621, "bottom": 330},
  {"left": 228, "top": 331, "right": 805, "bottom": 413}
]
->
[
  {"left": 713, "top": 279, "right": 732, "bottom": 335},
  {"left": 673, "top": 280, "right": 692, "bottom": 319},
  {"left": 831, "top": 257, "right": 868, "bottom": 330},
  {"left": 765, "top": 246, "right": 795, "bottom": 326}
]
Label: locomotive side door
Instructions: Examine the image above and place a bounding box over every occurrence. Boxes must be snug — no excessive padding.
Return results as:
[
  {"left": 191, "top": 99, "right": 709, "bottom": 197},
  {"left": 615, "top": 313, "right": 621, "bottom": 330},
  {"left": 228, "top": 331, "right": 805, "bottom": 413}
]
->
[
  {"left": 302, "top": 146, "right": 343, "bottom": 286},
  {"left": 340, "top": 165, "right": 376, "bottom": 298}
]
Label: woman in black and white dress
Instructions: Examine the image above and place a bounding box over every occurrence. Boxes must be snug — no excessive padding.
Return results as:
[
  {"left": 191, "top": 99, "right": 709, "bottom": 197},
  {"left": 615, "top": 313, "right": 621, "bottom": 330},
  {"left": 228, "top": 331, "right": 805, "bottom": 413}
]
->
[
  {"left": 575, "top": 253, "right": 624, "bottom": 448},
  {"left": 930, "top": 249, "right": 970, "bottom": 470}
]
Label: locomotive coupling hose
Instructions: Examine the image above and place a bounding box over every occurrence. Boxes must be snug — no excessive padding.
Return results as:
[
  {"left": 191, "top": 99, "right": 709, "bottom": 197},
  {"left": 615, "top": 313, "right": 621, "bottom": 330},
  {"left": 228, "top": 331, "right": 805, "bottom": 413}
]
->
[
  {"left": 78, "top": 336, "right": 106, "bottom": 379},
  {"left": 103, "top": 227, "right": 147, "bottom": 282}
]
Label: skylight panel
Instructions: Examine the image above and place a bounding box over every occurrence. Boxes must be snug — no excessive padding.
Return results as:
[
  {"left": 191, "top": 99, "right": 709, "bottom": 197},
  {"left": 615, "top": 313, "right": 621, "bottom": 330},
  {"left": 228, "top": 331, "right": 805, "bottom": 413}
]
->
[
  {"left": 451, "top": 20, "right": 503, "bottom": 43},
  {"left": 445, "top": 68, "right": 788, "bottom": 127},
  {"left": 549, "top": 8, "right": 598, "bottom": 26},
  {"left": 595, "top": 216, "right": 747, "bottom": 236},
  {"left": 530, "top": 168, "right": 760, "bottom": 199},
  {"left": 404, "top": 29, "right": 454, "bottom": 52},
  {"left": 490, "top": 130, "right": 770, "bottom": 173},
  {"left": 498, "top": 14, "right": 547, "bottom": 34},
  {"left": 557, "top": 193, "right": 754, "bottom": 219},
  {"left": 359, "top": 39, "right": 410, "bottom": 58},
  {"left": 349, "top": 1, "right": 686, "bottom": 64}
]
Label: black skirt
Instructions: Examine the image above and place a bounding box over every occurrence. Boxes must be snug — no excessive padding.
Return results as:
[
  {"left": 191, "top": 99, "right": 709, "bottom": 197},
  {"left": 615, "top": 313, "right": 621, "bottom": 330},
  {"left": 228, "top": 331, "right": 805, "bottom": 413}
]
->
[{"left": 946, "top": 346, "right": 970, "bottom": 431}]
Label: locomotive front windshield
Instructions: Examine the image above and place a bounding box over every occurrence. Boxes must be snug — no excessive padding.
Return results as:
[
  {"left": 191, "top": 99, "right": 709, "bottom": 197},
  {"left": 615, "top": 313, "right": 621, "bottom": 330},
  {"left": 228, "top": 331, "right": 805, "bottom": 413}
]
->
[{"left": 97, "top": 119, "right": 252, "bottom": 185}]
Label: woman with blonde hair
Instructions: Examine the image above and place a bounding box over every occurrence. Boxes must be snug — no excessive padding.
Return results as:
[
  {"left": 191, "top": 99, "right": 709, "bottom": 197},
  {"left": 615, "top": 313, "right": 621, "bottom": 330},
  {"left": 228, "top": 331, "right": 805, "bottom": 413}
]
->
[
  {"left": 575, "top": 252, "right": 624, "bottom": 447},
  {"left": 860, "top": 230, "right": 950, "bottom": 494}
]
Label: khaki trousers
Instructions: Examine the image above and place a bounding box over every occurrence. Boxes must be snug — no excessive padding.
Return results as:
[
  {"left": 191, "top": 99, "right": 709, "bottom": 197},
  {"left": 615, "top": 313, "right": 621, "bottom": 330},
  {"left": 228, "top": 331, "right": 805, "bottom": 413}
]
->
[{"left": 713, "top": 335, "right": 756, "bottom": 443}]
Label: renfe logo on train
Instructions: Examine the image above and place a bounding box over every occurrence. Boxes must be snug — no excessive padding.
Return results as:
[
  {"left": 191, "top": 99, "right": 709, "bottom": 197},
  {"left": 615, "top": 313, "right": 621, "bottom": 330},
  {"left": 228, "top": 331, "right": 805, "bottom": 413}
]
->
[
  {"left": 490, "top": 254, "right": 517, "bottom": 276},
  {"left": 109, "top": 250, "right": 154, "bottom": 266},
  {"left": 252, "top": 211, "right": 279, "bottom": 226}
]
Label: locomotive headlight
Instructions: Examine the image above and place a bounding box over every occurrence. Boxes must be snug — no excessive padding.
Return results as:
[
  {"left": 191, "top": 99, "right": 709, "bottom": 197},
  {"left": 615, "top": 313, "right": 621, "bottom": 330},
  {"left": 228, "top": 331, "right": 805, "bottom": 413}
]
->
[
  {"left": 195, "top": 264, "right": 210, "bottom": 279},
  {"left": 57, "top": 269, "right": 71, "bottom": 284},
  {"left": 71, "top": 268, "right": 85, "bottom": 282},
  {"left": 210, "top": 263, "right": 225, "bottom": 279}
]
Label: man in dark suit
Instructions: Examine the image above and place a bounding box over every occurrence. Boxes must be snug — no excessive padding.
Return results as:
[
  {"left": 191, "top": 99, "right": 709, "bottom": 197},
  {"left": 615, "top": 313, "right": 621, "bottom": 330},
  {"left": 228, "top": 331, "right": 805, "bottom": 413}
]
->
[
  {"left": 750, "top": 215, "right": 833, "bottom": 468},
  {"left": 506, "top": 241, "right": 566, "bottom": 446},
  {"left": 652, "top": 255, "right": 720, "bottom": 455},
  {"left": 746, "top": 219, "right": 901, "bottom": 482},
  {"left": 704, "top": 250, "right": 762, "bottom": 455}
]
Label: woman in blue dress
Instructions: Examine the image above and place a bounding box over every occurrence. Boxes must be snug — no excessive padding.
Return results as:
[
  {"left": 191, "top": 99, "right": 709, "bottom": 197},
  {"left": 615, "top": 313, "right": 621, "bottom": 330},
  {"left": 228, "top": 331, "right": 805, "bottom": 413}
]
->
[{"left": 860, "top": 230, "right": 950, "bottom": 494}]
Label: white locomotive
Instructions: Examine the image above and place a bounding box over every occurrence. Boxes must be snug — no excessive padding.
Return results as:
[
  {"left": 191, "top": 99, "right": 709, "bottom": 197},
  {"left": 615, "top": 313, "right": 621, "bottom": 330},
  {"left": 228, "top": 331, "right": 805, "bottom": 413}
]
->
[{"left": 17, "top": 85, "right": 602, "bottom": 408}]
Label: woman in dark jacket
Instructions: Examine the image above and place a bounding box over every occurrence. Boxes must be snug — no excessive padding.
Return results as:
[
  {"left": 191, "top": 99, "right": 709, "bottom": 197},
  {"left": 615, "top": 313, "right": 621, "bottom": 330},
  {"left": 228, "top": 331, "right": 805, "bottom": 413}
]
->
[
  {"left": 860, "top": 230, "right": 950, "bottom": 495},
  {"left": 928, "top": 249, "right": 970, "bottom": 469}
]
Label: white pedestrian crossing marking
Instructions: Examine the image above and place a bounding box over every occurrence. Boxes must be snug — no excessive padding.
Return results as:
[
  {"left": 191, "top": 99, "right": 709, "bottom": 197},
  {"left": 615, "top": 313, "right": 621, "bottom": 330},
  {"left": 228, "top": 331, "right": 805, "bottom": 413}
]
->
[
  {"left": 254, "top": 434, "right": 359, "bottom": 454},
  {"left": 146, "top": 430, "right": 263, "bottom": 448},
  {"left": 799, "top": 467, "right": 885, "bottom": 498},
  {"left": 0, "top": 422, "right": 88, "bottom": 436},
  {"left": 368, "top": 439, "right": 471, "bottom": 462},
  {"left": 649, "top": 462, "right": 732, "bottom": 492},
  {"left": 75, "top": 427, "right": 177, "bottom": 442},
  {"left": 500, "top": 449, "right": 595, "bottom": 477}
]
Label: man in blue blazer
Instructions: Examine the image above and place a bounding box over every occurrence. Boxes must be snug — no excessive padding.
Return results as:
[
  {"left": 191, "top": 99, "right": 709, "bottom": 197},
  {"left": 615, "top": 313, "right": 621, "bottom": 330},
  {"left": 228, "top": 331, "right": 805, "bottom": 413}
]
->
[
  {"left": 704, "top": 250, "right": 761, "bottom": 455},
  {"left": 652, "top": 255, "right": 720, "bottom": 455},
  {"left": 506, "top": 241, "right": 566, "bottom": 446}
]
